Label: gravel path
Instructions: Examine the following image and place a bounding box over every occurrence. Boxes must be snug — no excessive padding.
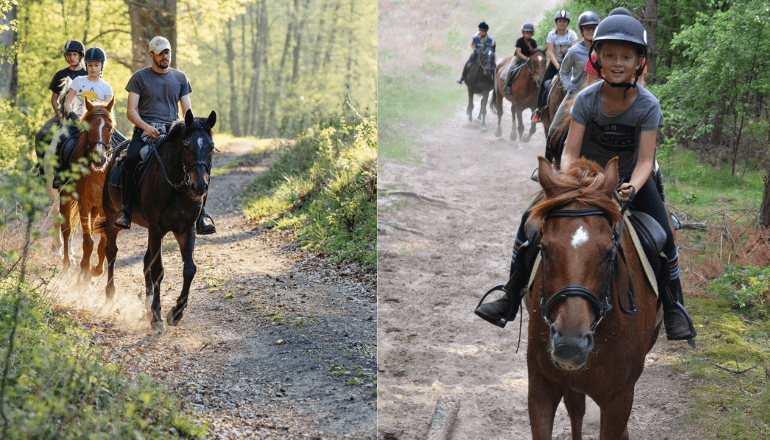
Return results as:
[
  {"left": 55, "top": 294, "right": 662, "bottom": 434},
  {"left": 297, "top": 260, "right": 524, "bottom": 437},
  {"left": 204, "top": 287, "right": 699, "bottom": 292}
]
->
[{"left": 45, "top": 139, "right": 376, "bottom": 439}]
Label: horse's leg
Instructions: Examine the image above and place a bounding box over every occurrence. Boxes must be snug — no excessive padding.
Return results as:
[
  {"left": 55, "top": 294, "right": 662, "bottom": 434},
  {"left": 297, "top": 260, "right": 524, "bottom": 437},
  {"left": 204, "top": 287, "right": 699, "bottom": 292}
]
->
[
  {"left": 479, "top": 92, "right": 488, "bottom": 128},
  {"left": 517, "top": 106, "right": 526, "bottom": 142},
  {"left": 524, "top": 113, "right": 538, "bottom": 143},
  {"left": 60, "top": 201, "right": 74, "bottom": 271},
  {"left": 78, "top": 207, "right": 93, "bottom": 285},
  {"left": 494, "top": 87, "right": 503, "bottom": 137},
  {"left": 44, "top": 140, "right": 63, "bottom": 259},
  {"left": 563, "top": 388, "right": 586, "bottom": 440},
  {"left": 145, "top": 228, "right": 165, "bottom": 331},
  {"left": 528, "top": 371, "right": 564, "bottom": 439},
  {"left": 104, "top": 224, "right": 119, "bottom": 299},
  {"left": 91, "top": 207, "right": 106, "bottom": 278},
  {"left": 509, "top": 103, "right": 517, "bottom": 142},
  {"left": 598, "top": 390, "right": 634, "bottom": 440},
  {"left": 467, "top": 91, "right": 474, "bottom": 123},
  {"left": 167, "top": 229, "right": 197, "bottom": 326}
]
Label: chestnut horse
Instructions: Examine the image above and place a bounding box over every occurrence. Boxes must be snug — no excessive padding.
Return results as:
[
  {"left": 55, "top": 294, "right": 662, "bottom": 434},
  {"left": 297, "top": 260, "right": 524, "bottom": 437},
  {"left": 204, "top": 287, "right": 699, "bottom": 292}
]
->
[
  {"left": 541, "top": 75, "right": 565, "bottom": 138},
  {"left": 461, "top": 43, "right": 496, "bottom": 128},
  {"left": 100, "top": 110, "right": 216, "bottom": 331},
  {"left": 57, "top": 99, "right": 116, "bottom": 283},
  {"left": 491, "top": 49, "right": 547, "bottom": 142},
  {"left": 525, "top": 156, "right": 661, "bottom": 439}
]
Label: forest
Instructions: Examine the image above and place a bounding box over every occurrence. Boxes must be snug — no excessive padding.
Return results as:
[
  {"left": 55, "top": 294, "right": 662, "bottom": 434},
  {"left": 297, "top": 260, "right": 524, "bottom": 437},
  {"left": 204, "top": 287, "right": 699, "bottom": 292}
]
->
[{"left": 0, "top": 0, "right": 376, "bottom": 143}]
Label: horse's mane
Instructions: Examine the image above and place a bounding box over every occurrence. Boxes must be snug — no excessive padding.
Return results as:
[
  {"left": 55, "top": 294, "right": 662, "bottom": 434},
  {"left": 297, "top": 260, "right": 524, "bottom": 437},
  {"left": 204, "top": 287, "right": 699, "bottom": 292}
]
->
[
  {"left": 530, "top": 158, "right": 621, "bottom": 224},
  {"left": 163, "top": 118, "right": 214, "bottom": 146},
  {"left": 531, "top": 48, "right": 546, "bottom": 56},
  {"left": 58, "top": 77, "right": 72, "bottom": 110}
]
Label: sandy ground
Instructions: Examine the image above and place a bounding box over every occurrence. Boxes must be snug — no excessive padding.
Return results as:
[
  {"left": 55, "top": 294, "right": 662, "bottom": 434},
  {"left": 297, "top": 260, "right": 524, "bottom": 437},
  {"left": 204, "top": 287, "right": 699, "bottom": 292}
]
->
[
  {"left": 42, "top": 139, "right": 376, "bottom": 439},
  {"left": 377, "top": 1, "right": 710, "bottom": 438}
]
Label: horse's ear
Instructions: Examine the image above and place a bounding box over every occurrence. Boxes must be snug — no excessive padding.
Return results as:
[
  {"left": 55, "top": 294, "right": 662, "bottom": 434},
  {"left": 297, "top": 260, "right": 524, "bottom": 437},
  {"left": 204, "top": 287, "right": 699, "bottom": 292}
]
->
[
  {"left": 106, "top": 96, "right": 115, "bottom": 113},
  {"left": 206, "top": 111, "right": 216, "bottom": 129},
  {"left": 537, "top": 156, "right": 558, "bottom": 197},
  {"left": 602, "top": 157, "right": 620, "bottom": 195},
  {"left": 85, "top": 99, "right": 94, "bottom": 112},
  {"left": 185, "top": 109, "right": 194, "bottom": 126}
]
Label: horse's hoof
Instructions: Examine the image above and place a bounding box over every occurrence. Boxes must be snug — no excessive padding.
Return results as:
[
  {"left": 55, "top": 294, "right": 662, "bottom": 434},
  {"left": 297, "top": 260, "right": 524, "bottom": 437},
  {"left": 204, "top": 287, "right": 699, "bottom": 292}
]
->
[
  {"left": 167, "top": 309, "right": 182, "bottom": 326},
  {"left": 495, "top": 128, "right": 502, "bottom": 137},
  {"left": 144, "top": 295, "right": 154, "bottom": 314},
  {"left": 523, "top": 134, "right": 531, "bottom": 143},
  {"left": 150, "top": 319, "right": 165, "bottom": 333}
]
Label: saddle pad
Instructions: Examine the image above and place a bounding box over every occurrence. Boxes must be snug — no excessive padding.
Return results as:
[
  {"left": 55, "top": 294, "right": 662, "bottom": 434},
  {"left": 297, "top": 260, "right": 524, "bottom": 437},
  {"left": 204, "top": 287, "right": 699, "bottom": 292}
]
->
[
  {"left": 499, "top": 60, "right": 526, "bottom": 82},
  {"left": 524, "top": 213, "right": 659, "bottom": 298}
]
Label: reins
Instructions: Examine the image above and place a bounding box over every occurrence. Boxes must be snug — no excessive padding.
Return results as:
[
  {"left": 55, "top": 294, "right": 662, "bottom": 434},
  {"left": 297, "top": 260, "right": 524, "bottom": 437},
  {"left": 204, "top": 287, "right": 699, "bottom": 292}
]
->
[{"left": 150, "top": 128, "right": 213, "bottom": 191}]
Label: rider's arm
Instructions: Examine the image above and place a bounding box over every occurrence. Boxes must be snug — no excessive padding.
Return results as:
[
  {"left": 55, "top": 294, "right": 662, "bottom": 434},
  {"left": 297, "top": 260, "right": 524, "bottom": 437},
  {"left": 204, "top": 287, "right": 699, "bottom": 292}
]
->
[
  {"left": 561, "top": 119, "right": 585, "bottom": 172},
  {"left": 127, "top": 91, "right": 159, "bottom": 138},
  {"left": 470, "top": 39, "right": 476, "bottom": 50},
  {"left": 51, "top": 92, "right": 61, "bottom": 118},
  {"left": 559, "top": 53, "right": 574, "bottom": 92},
  {"left": 621, "top": 130, "right": 656, "bottom": 200},
  {"left": 63, "top": 88, "right": 77, "bottom": 115},
  {"left": 515, "top": 47, "right": 528, "bottom": 61},
  {"left": 103, "top": 94, "right": 113, "bottom": 104},
  {"left": 547, "top": 42, "right": 559, "bottom": 69},
  {"left": 179, "top": 94, "right": 192, "bottom": 118}
]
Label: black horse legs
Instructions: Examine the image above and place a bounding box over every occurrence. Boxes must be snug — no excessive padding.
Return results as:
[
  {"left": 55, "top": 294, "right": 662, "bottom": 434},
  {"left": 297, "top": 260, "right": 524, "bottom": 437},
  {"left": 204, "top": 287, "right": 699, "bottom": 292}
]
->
[
  {"left": 168, "top": 229, "right": 196, "bottom": 326},
  {"left": 145, "top": 229, "right": 165, "bottom": 330}
]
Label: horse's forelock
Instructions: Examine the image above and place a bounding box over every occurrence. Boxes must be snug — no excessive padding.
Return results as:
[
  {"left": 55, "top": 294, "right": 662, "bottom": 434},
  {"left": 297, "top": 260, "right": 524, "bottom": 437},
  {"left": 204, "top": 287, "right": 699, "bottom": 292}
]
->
[{"left": 530, "top": 160, "right": 620, "bottom": 224}]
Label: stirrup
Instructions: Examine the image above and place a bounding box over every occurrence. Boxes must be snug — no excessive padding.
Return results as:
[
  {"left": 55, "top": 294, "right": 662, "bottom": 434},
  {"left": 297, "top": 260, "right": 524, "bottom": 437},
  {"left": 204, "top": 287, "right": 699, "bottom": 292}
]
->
[
  {"left": 196, "top": 213, "right": 216, "bottom": 235},
  {"left": 474, "top": 285, "right": 521, "bottom": 328},
  {"left": 113, "top": 208, "right": 131, "bottom": 230}
]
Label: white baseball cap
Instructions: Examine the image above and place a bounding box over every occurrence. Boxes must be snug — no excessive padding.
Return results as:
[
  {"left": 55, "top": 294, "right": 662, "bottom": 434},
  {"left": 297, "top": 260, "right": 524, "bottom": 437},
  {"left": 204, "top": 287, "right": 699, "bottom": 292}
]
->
[{"left": 149, "top": 36, "right": 171, "bottom": 54}]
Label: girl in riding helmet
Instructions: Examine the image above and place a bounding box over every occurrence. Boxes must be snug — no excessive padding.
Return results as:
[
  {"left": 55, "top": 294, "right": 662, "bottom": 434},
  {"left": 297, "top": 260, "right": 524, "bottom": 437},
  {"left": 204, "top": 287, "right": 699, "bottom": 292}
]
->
[
  {"left": 64, "top": 46, "right": 113, "bottom": 120},
  {"left": 503, "top": 23, "right": 538, "bottom": 95},
  {"left": 476, "top": 15, "right": 697, "bottom": 344},
  {"left": 584, "top": 7, "right": 646, "bottom": 87},
  {"left": 457, "top": 22, "right": 495, "bottom": 84},
  {"left": 532, "top": 10, "right": 577, "bottom": 122}
]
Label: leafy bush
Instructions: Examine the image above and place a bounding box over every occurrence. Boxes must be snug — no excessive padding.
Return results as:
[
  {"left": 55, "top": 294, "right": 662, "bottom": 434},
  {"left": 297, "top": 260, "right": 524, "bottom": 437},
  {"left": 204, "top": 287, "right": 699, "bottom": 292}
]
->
[
  {"left": 0, "top": 281, "right": 207, "bottom": 439},
  {"left": 241, "top": 115, "right": 376, "bottom": 268},
  {"left": 707, "top": 264, "right": 770, "bottom": 308}
]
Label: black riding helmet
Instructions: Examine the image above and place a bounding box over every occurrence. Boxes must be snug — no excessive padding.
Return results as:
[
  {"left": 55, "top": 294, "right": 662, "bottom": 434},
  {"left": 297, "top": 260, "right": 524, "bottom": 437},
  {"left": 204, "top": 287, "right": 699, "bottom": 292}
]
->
[
  {"left": 588, "top": 15, "right": 647, "bottom": 91},
  {"left": 522, "top": 23, "right": 535, "bottom": 33},
  {"left": 577, "top": 11, "right": 601, "bottom": 31},
  {"left": 85, "top": 47, "right": 107, "bottom": 63},
  {"left": 554, "top": 10, "right": 570, "bottom": 23},
  {"left": 63, "top": 40, "right": 84, "bottom": 61},
  {"left": 478, "top": 22, "right": 489, "bottom": 31}
]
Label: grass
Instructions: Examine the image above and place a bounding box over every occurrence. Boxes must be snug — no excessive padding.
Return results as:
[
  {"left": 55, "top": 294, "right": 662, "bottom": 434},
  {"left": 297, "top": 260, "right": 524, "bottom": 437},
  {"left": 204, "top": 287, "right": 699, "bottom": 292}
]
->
[
  {"left": 210, "top": 138, "right": 276, "bottom": 177},
  {"left": 661, "top": 145, "right": 770, "bottom": 439}
]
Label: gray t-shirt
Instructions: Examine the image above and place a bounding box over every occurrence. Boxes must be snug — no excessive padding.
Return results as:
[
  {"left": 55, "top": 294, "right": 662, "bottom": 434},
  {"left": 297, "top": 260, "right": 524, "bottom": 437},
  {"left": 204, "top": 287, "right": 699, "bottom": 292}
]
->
[
  {"left": 559, "top": 42, "right": 590, "bottom": 93},
  {"left": 125, "top": 67, "right": 192, "bottom": 125},
  {"left": 571, "top": 81, "right": 664, "bottom": 178}
]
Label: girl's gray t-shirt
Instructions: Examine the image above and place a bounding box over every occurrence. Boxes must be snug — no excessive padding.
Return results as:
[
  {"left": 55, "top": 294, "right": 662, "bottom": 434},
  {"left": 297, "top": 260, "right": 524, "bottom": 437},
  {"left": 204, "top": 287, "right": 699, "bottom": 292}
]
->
[
  {"left": 125, "top": 67, "right": 192, "bottom": 125},
  {"left": 570, "top": 81, "right": 664, "bottom": 178}
]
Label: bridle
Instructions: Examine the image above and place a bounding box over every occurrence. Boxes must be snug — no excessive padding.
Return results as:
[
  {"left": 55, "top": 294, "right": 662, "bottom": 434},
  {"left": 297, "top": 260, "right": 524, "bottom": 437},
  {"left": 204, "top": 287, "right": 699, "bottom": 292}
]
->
[
  {"left": 82, "top": 109, "right": 114, "bottom": 167},
  {"left": 152, "top": 125, "right": 214, "bottom": 191},
  {"left": 528, "top": 50, "right": 546, "bottom": 88},
  {"left": 538, "top": 189, "right": 638, "bottom": 332}
]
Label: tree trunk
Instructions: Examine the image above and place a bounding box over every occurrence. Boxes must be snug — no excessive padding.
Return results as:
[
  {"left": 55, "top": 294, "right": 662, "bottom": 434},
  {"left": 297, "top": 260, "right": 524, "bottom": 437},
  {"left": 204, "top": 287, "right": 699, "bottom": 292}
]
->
[
  {"left": 0, "top": 1, "right": 17, "bottom": 101},
  {"left": 291, "top": 0, "right": 303, "bottom": 84},
  {"left": 642, "top": 0, "right": 658, "bottom": 84},
  {"left": 126, "top": 0, "right": 177, "bottom": 71},
  {"left": 225, "top": 19, "right": 241, "bottom": 136},
  {"left": 760, "top": 169, "right": 770, "bottom": 228},
  {"left": 252, "top": 0, "right": 267, "bottom": 137}
]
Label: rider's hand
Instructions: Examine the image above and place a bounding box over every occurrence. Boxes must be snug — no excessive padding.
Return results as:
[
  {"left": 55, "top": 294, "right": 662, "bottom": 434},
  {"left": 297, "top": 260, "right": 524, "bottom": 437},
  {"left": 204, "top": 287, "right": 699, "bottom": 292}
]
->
[
  {"left": 619, "top": 183, "right": 634, "bottom": 202},
  {"left": 144, "top": 125, "right": 161, "bottom": 138},
  {"left": 68, "top": 111, "right": 79, "bottom": 121}
]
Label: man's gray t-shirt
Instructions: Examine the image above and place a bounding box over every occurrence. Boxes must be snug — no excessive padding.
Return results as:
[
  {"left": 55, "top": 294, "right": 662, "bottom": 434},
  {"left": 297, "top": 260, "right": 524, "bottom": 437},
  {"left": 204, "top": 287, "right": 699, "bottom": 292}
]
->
[
  {"left": 571, "top": 81, "right": 664, "bottom": 178},
  {"left": 125, "top": 67, "right": 192, "bottom": 125}
]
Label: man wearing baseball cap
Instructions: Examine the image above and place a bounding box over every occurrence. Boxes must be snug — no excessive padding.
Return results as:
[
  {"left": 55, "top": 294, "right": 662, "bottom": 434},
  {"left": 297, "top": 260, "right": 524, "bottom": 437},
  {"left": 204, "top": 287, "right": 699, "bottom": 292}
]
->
[{"left": 114, "top": 36, "right": 216, "bottom": 234}]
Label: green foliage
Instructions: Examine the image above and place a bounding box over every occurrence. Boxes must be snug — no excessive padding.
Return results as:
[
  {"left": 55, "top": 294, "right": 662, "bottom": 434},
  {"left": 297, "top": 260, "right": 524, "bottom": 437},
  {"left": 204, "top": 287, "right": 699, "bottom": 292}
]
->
[
  {"left": 0, "top": 283, "right": 207, "bottom": 439},
  {"left": 708, "top": 265, "right": 770, "bottom": 308},
  {"left": 241, "top": 116, "right": 376, "bottom": 268}
]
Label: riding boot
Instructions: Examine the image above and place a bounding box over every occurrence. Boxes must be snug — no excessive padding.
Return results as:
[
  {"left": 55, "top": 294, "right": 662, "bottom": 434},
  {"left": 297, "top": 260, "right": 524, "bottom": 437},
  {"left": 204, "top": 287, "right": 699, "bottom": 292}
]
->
[
  {"left": 113, "top": 168, "right": 133, "bottom": 229},
  {"left": 474, "top": 269, "right": 527, "bottom": 328},
  {"left": 457, "top": 76, "right": 464, "bottom": 84},
  {"left": 661, "top": 277, "right": 697, "bottom": 341},
  {"left": 503, "top": 69, "right": 513, "bottom": 95},
  {"left": 196, "top": 207, "right": 216, "bottom": 235}
]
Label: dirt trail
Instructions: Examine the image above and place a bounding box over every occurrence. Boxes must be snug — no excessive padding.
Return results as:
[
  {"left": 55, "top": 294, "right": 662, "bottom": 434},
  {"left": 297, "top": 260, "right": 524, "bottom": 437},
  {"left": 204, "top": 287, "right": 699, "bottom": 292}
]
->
[
  {"left": 377, "top": 102, "right": 708, "bottom": 439},
  {"left": 44, "top": 139, "right": 376, "bottom": 439}
]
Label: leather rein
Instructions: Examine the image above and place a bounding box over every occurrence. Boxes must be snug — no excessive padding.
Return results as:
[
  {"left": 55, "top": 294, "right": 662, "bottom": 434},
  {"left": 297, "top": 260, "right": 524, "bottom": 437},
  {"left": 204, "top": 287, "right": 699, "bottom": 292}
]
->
[
  {"left": 151, "top": 130, "right": 213, "bottom": 191},
  {"left": 539, "top": 189, "right": 638, "bottom": 332}
]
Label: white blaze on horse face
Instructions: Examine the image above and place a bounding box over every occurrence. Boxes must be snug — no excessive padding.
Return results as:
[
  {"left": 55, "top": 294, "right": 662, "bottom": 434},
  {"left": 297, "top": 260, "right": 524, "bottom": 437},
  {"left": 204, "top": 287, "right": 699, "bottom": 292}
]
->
[
  {"left": 96, "top": 118, "right": 105, "bottom": 155},
  {"left": 571, "top": 226, "right": 589, "bottom": 249}
]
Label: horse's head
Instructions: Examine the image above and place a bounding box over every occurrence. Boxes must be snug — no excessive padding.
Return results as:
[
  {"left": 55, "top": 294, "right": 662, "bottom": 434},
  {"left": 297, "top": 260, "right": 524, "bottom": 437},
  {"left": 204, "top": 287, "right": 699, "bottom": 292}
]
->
[
  {"left": 80, "top": 98, "right": 115, "bottom": 171},
  {"left": 528, "top": 49, "right": 549, "bottom": 87},
  {"left": 481, "top": 43, "right": 496, "bottom": 75},
  {"left": 531, "top": 156, "right": 621, "bottom": 371},
  {"left": 178, "top": 109, "right": 217, "bottom": 198}
]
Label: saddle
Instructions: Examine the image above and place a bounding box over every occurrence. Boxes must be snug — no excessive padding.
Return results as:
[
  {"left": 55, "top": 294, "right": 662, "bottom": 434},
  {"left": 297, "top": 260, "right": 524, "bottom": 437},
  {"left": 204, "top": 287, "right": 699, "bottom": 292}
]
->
[
  {"left": 52, "top": 129, "right": 81, "bottom": 189},
  {"left": 500, "top": 59, "right": 527, "bottom": 84},
  {"left": 109, "top": 139, "right": 154, "bottom": 192}
]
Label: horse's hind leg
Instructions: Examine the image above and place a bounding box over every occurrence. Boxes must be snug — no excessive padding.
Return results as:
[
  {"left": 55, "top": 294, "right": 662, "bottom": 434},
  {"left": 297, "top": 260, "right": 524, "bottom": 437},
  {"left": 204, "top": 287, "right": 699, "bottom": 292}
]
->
[
  {"left": 467, "top": 91, "right": 474, "bottom": 123},
  {"left": 78, "top": 208, "right": 94, "bottom": 285},
  {"left": 509, "top": 104, "right": 518, "bottom": 142},
  {"left": 479, "top": 92, "right": 488, "bottom": 128},
  {"left": 60, "top": 200, "right": 77, "bottom": 271},
  {"left": 494, "top": 89, "right": 504, "bottom": 137},
  {"left": 563, "top": 388, "right": 586, "bottom": 440},
  {"left": 167, "top": 229, "right": 197, "bottom": 327},
  {"left": 104, "top": 225, "right": 119, "bottom": 298}
]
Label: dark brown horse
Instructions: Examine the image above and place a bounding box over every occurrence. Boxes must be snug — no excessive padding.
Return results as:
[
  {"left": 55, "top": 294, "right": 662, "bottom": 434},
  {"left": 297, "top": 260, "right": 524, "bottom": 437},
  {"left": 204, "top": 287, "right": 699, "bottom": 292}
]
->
[
  {"left": 100, "top": 110, "right": 216, "bottom": 331},
  {"left": 461, "top": 43, "right": 496, "bottom": 128},
  {"left": 491, "top": 49, "right": 547, "bottom": 142},
  {"left": 56, "top": 99, "right": 115, "bottom": 283},
  {"left": 525, "top": 156, "right": 661, "bottom": 439}
]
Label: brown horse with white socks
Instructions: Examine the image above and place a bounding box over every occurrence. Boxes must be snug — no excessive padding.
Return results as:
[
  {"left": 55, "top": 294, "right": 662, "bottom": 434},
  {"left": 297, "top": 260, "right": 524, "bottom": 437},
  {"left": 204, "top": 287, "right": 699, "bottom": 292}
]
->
[{"left": 525, "top": 156, "right": 661, "bottom": 439}]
